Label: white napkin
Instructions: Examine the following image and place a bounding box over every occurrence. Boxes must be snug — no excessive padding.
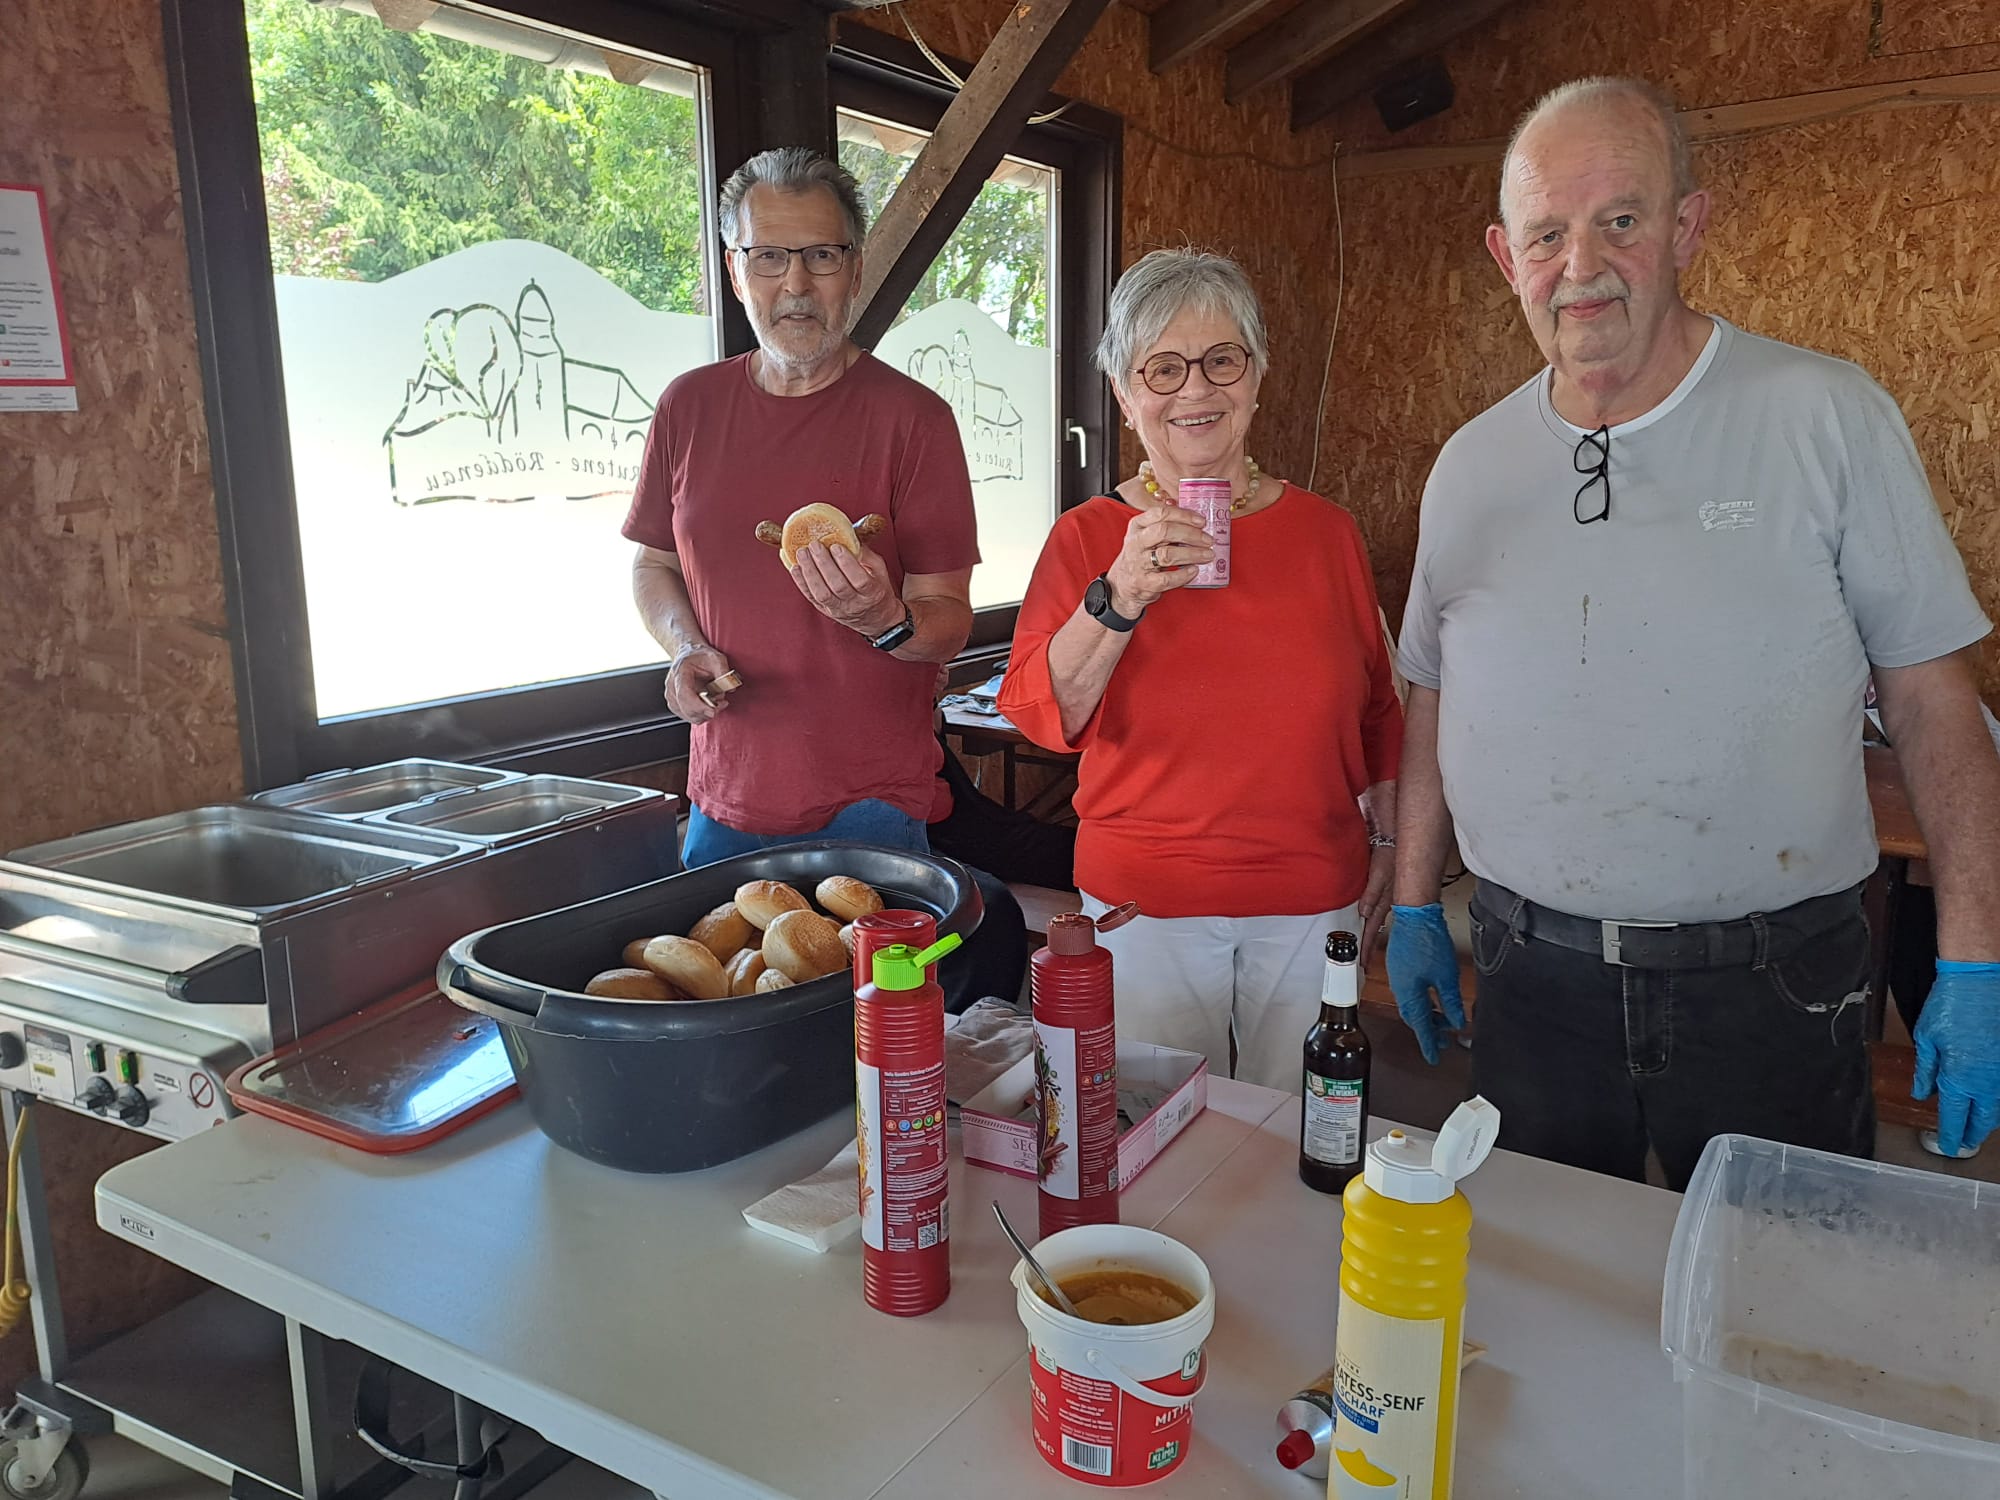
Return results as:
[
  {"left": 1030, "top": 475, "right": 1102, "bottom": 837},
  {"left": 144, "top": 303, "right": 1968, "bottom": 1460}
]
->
[
  {"left": 741, "top": 1002, "right": 1035, "bottom": 1254},
  {"left": 742, "top": 1137, "right": 861, "bottom": 1253},
  {"left": 945, "top": 997, "right": 1035, "bottom": 1103}
]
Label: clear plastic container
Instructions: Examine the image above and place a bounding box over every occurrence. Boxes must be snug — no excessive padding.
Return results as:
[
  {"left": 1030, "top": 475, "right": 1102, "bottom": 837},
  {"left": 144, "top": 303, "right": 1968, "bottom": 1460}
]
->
[{"left": 1662, "top": 1134, "right": 2000, "bottom": 1500}]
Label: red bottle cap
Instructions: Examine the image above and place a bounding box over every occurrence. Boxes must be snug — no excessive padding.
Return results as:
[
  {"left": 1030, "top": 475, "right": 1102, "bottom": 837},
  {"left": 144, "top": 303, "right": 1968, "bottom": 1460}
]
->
[
  {"left": 1045, "top": 913, "right": 1098, "bottom": 956},
  {"left": 1275, "top": 1428, "right": 1315, "bottom": 1470}
]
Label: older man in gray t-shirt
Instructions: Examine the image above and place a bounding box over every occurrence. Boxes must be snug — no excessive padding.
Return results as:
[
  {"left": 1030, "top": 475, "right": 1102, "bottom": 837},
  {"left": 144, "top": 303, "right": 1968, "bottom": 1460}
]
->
[{"left": 1386, "top": 77, "right": 2000, "bottom": 1187}]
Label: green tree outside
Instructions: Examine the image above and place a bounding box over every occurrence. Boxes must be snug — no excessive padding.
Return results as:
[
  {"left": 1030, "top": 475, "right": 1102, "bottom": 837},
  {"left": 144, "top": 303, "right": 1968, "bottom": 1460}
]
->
[{"left": 243, "top": 1, "right": 1051, "bottom": 341}]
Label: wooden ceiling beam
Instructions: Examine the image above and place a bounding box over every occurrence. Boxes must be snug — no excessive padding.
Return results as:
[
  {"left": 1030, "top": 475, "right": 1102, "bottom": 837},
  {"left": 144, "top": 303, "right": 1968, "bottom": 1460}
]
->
[
  {"left": 1225, "top": 0, "right": 1416, "bottom": 102},
  {"left": 851, "top": 0, "right": 1113, "bottom": 349},
  {"left": 1290, "top": 0, "right": 1517, "bottom": 128},
  {"left": 1149, "top": 0, "right": 1293, "bottom": 73}
]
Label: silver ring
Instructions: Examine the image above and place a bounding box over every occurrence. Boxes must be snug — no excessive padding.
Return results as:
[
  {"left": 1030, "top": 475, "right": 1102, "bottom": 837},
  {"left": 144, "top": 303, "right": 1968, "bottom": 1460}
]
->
[{"left": 1149, "top": 545, "right": 1164, "bottom": 570}]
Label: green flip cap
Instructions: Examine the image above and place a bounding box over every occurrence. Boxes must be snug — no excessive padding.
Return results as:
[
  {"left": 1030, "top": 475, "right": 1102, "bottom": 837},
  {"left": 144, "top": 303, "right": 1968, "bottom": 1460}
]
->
[{"left": 870, "top": 934, "right": 964, "bottom": 991}]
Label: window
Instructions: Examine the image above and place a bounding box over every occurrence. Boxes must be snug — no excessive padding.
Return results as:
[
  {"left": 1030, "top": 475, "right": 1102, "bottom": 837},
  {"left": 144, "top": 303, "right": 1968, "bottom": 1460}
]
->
[
  {"left": 246, "top": 0, "right": 715, "bottom": 718},
  {"left": 167, "top": 4, "right": 1115, "bottom": 785},
  {"left": 839, "top": 113, "right": 1057, "bottom": 612},
  {"left": 832, "top": 27, "right": 1121, "bottom": 647}
]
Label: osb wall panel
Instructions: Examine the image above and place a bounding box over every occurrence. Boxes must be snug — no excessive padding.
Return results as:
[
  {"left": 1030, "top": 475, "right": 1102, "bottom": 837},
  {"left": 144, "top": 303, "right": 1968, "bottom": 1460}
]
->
[
  {"left": 0, "top": 0, "right": 235, "bottom": 1391},
  {"left": 1310, "top": 0, "right": 2000, "bottom": 693},
  {"left": 850, "top": 1, "right": 1352, "bottom": 495},
  {"left": 0, "top": 1, "right": 240, "bottom": 850}
]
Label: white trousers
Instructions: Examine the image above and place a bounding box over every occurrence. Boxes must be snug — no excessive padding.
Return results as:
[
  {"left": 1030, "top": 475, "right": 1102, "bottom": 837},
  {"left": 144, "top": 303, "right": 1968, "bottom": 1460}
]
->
[{"left": 1079, "top": 893, "right": 1363, "bottom": 1092}]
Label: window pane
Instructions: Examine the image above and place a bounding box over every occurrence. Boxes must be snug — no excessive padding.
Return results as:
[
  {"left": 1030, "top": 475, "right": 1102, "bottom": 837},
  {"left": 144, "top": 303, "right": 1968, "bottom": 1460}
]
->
[
  {"left": 839, "top": 111, "right": 1058, "bottom": 612},
  {"left": 247, "top": 0, "right": 714, "bottom": 717}
]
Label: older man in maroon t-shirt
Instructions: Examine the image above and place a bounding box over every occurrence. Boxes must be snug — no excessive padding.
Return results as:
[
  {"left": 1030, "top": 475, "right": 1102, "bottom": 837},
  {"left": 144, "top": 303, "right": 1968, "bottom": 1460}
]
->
[{"left": 626, "top": 148, "right": 979, "bottom": 867}]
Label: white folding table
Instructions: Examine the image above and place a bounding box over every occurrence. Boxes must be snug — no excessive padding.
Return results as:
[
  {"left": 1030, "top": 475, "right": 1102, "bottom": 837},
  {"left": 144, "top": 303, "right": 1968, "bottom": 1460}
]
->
[{"left": 96, "top": 1079, "right": 1683, "bottom": 1498}]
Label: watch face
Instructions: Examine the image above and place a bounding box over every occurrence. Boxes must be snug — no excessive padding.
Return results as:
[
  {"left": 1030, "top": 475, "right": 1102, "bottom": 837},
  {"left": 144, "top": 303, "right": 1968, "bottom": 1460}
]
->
[{"left": 1084, "top": 577, "right": 1110, "bottom": 616}]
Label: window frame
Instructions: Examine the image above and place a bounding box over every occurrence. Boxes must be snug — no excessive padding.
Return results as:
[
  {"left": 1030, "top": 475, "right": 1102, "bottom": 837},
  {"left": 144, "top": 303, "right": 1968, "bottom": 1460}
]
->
[
  {"left": 164, "top": 0, "right": 1118, "bottom": 787},
  {"left": 829, "top": 25, "right": 1122, "bottom": 656},
  {"left": 165, "top": 0, "right": 782, "bottom": 785}
]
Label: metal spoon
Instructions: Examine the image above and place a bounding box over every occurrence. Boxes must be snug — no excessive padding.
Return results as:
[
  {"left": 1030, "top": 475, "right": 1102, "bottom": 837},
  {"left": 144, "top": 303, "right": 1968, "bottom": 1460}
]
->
[{"left": 992, "top": 1201, "right": 1081, "bottom": 1317}]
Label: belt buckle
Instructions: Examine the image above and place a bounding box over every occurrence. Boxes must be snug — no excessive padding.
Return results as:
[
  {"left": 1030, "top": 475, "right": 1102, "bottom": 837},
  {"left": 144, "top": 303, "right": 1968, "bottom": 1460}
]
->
[{"left": 1600, "top": 919, "right": 1676, "bottom": 967}]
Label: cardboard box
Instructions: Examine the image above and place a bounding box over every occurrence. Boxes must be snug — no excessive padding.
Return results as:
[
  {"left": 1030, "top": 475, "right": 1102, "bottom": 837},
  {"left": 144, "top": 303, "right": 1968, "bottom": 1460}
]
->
[{"left": 961, "top": 1042, "right": 1208, "bottom": 1187}]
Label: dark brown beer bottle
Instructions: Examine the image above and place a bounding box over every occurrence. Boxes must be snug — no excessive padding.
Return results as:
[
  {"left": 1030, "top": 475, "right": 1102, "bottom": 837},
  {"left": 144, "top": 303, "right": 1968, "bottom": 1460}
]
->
[{"left": 1299, "top": 930, "right": 1370, "bottom": 1194}]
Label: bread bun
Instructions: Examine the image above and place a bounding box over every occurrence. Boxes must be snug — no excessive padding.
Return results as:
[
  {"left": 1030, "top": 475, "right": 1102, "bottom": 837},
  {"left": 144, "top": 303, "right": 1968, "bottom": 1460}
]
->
[
  {"left": 584, "top": 968, "right": 680, "bottom": 1001},
  {"left": 816, "top": 875, "right": 883, "bottom": 923},
  {"left": 621, "top": 936, "right": 660, "bottom": 969},
  {"left": 838, "top": 922, "right": 856, "bottom": 957},
  {"left": 689, "top": 902, "right": 752, "bottom": 960},
  {"left": 755, "top": 967, "right": 794, "bottom": 992},
  {"left": 762, "top": 908, "right": 847, "bottom": 983},
  {"left": 724, "top": 947, "right": 768, "bottom": 996},
  {"left": 638, "top": 935, "right": 728, "bottom": 1000},
  {"left": 776, "top": 503, "right": 861, "bottom": 570},
  {"left": 735, "top": 879, "right": 809, "bottom": 930}
]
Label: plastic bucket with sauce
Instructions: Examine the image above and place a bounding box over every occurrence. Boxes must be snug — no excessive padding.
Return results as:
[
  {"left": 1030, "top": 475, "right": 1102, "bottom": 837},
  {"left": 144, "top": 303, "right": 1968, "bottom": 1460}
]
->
[{"left": 1011, "top": 1224, "right": 1215, "bottom": 1486}]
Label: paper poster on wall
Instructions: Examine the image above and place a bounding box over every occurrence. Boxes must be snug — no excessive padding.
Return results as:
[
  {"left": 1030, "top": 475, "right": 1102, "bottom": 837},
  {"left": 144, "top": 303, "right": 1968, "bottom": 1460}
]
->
[{"left": 0, "top": 184, "right": 78, "bottom": 413}]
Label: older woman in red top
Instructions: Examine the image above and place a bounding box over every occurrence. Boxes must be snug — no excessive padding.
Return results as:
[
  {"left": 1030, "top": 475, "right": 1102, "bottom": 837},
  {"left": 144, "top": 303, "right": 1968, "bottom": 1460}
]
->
[{"left": 999, "top": 250, "right": 1403, "bottom": 1089}]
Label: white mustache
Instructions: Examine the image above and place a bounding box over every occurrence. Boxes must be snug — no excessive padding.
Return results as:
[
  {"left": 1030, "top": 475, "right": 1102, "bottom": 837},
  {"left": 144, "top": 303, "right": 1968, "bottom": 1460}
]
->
[
  {"left": 771, "top": 297, "right": 824, "bottom": 324},
  {"left": 1548, "top": 272, "right": 1630, "bottom": 311}
]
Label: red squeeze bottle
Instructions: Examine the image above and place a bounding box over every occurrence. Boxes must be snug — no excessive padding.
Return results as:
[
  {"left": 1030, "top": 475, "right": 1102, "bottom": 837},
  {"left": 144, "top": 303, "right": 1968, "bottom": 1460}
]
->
[
  {"left": 1033, "top": 909, "right": 1135, "bottom": 1240},
  {"left": 850, "top": 909, "right": 936, "bottom": 992},
  {"left": 855, "top": 934, "right": 963, "bottom": 1317}
]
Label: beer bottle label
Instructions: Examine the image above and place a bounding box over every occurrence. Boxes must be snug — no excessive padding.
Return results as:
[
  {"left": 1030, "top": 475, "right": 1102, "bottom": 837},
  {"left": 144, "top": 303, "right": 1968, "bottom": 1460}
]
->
[{"left": 1303, "top": 1072, "right": 1364, "bottom": 1165}]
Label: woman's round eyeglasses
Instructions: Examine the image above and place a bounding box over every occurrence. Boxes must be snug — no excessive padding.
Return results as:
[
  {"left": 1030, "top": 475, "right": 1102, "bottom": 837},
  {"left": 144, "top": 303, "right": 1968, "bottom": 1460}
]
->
[
  {"left": 735, "top": 243, "right": 854, "bottom": 278},
  {"left": 1133, "top": 342, "right": 1251, "bottom": 396}
]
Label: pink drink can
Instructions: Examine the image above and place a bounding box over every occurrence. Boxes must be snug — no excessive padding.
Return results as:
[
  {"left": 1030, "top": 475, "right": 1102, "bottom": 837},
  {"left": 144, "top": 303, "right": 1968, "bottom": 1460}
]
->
[{"left": 1178, "top": 476, "right": 1232, "bottom": 588}]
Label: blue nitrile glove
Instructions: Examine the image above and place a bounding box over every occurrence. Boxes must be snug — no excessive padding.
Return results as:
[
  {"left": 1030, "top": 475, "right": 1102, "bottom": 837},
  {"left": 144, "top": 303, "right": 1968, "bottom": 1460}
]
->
[
  {"left": 1912, "top": 961, "right": 2000, "bottom": 1157},
  {"left": 1386, "top": 904, "right": 1467, "bottom": 1066}
]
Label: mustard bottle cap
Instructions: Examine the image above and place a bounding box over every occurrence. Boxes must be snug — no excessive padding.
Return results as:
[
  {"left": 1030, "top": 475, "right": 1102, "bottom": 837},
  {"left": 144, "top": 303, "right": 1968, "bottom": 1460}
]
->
[
  {"left": 869, "top": 933, "right": 963, "bottom": 991},
  {"left": 1362, "top": 1096, "right": 1500, "bottom": 1204}
]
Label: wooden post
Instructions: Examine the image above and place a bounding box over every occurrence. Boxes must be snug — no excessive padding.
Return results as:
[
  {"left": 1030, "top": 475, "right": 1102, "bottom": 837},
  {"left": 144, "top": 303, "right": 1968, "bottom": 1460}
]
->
[
  {"left": 849, "top": 0, "right": 1112, "bottom": 350},
  {"left": 1149, "top": 0, "right": 1290, "bottom": 74},
  {"left": 1225, "top": 0, "right": 1417, "bottom": 102}
]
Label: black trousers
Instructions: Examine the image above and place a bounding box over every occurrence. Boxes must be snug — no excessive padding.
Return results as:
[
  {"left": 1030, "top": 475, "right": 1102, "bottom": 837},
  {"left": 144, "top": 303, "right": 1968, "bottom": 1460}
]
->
[{"left": 1469, "top": 885, "right": 1875, "bottom": 1192}]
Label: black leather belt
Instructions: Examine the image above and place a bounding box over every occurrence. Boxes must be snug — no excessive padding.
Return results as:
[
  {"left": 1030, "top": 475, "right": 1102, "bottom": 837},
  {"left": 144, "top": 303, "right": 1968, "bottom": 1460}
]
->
[{"left": 1472, "top": 879, "right": 1864, "bottom": 971}]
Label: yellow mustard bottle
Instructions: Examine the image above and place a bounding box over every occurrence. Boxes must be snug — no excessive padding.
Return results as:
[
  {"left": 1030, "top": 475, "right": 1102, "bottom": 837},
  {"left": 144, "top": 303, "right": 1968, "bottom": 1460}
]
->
[{"left": 1328, "top": 1097, "right": 1499, "bottom": 1500}]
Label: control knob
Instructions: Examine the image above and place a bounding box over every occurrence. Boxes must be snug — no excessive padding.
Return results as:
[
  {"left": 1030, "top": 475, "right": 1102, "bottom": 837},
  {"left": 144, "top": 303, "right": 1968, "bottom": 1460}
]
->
[
  {"left": 78, "top": 1077, "right": 116, "bottom": 1114},
  {"left": 114, "top": 1085, "right": 151, "bottom": 1129}
]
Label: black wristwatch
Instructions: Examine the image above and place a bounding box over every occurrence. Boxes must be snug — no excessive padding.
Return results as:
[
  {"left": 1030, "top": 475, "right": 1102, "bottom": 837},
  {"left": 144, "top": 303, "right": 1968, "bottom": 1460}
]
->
[
  {"left": 869, "top": 604, "right": 916, "bottom": 652},
  {"left": 1083, "top": 574, "right": 1142, "bottom": 632}
]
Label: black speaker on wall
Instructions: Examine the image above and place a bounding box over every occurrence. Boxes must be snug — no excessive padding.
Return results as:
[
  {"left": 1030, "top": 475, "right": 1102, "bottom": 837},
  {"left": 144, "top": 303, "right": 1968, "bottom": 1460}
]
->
[{"left": 1373, "top": 59, "right": 1455, "bottom": 132}]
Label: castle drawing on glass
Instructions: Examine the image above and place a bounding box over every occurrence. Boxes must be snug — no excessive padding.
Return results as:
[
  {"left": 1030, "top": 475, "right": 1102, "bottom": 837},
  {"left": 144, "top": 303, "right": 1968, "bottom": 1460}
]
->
[
  {"left": 905, "top": 327, "right": 1026, "bottom": 484},
  {"left": 382, "top": 281, "right": 656, "bottom": 505}
]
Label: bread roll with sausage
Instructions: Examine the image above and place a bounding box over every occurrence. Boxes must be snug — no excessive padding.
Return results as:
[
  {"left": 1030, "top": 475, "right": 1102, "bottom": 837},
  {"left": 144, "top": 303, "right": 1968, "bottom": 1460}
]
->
[
  {"left": 755, "top": 967, "right": 794, "bottom": 992},
  {"left": 584, "top": 968, "right": 680, "bottom": 1001},
  {"left": 735, "top": 879, "right": 809, "bottom": 930},
  {"left": 752, "top": 504, "right": 888, "bottom": 570},
  {"left": 689, "top": 902, "right": 752, "bottom": 960},
  {"left": 639, "top": 935, "right": 729, "bottom": 1000},
  {"left": 724, "top": 947, "right": 768, "bottom": 996},
  {"left": 762, "top": 908, "right": 847, "bottom": 983},
  {"left": 816, "top": 875, "right": 883, "bottom": 923}
]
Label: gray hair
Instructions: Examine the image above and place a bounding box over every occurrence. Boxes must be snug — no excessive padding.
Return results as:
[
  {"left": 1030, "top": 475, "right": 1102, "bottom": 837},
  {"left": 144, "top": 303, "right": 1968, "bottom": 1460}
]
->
[
  {"left": 718, "top": 147, "right": 868, "bottom": 249},
  {"left": 1498, "top": 77, "right": 1696, "bottom": 228},
  {"left": 1095, "top": 250, "right": 1270, "bottom": 392}
]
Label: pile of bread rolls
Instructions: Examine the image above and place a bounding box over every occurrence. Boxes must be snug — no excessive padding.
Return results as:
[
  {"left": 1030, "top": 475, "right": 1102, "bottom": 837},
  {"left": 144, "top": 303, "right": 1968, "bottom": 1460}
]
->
[{"left": 583, "top": 874, "right": 886, "bottom": 1001}]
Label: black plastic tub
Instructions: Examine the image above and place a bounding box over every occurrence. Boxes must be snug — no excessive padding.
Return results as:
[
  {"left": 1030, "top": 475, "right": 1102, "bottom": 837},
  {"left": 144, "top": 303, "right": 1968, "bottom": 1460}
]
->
[{"left": 438, "top": 842, "right": 982, "bottom": 1172}]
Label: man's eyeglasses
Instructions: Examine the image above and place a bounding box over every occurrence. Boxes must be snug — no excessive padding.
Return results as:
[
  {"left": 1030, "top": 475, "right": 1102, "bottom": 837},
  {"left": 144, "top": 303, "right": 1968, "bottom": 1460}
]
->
[
  {"left": 1134, "top": 342, "right": 1251, "bottom": 396},
  {"left": 734, "top": 243, "right": 854, "bottom": 278},
  {"left": 1573, "top": 423, "right": 1611, "bottom": 525}
]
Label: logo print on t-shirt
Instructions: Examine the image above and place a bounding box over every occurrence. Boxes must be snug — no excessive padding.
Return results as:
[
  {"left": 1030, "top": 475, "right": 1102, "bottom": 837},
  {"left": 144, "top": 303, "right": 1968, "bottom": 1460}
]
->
[{"left": 1698, "top": 499, "right": 1758, "bottom": 532}]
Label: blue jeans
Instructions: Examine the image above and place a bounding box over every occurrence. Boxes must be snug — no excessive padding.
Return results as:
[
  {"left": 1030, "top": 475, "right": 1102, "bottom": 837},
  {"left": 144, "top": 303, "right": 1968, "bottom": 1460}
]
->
[{"left": 681, "top": 799, "right": 930, "bottom": 870}]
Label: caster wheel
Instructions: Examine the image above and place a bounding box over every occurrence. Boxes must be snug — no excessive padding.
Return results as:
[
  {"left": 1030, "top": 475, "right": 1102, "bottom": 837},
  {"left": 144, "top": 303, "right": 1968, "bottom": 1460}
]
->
[{"left": 0, "top": 1440, "right": 87, "bottom": 1500}]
